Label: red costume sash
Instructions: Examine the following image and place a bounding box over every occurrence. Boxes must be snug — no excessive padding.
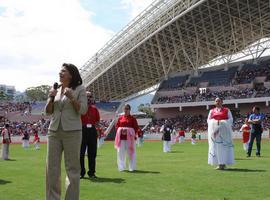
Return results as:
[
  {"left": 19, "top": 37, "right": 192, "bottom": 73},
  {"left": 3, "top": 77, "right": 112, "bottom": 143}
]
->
[{"left": 210, "top": 107, "right": 229, "bottom": 120}]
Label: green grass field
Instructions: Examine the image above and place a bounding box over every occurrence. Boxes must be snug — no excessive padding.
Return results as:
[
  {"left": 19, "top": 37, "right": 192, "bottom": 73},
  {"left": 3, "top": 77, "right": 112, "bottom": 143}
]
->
[{"left": 0, "top": 140, "right": 270, "bottom": 200}]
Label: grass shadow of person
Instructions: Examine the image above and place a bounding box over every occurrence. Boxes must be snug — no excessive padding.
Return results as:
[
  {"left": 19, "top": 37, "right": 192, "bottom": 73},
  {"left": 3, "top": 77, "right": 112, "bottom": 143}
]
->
[
  {"left": 0, "top": 179, "right": 12, "bottom": 185},
  {"left": 235, "top": 158, "right": 251, "bottom": 161},
  {"left": 225, "top": 168, "right": 266, "bottom": 172},
  {"left": 3, "top": 159, "right": 16, "bottom": 161},
  {"left": 126, "top": 170, "right": 160, "bottom": 174},
  {"left": 169, "top": 150, "right": 184, "bottom": 154},
  {"left": 85, "top": 177, "right": 125, "bottom": 183}
]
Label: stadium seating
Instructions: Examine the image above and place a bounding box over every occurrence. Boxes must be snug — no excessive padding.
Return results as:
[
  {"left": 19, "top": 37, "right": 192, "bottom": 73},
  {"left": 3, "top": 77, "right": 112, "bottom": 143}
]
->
[
  {"left": 159, "top": 75, "right": 189, "bottom": 90},
  {"left": 188, "top": 67, "right": 237, "bottom": 87},
  {"left": 152, "top": 58, "right": 270, "bottom": 104},
  {"left": 95, "top": 101, "right": 121, "bottom": 112}
]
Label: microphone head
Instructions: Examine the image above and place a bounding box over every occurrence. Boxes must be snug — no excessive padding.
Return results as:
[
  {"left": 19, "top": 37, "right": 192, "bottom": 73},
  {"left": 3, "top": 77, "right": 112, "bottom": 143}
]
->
[{"left": 53, "top": 82, "right": 58, "bottom": 90}]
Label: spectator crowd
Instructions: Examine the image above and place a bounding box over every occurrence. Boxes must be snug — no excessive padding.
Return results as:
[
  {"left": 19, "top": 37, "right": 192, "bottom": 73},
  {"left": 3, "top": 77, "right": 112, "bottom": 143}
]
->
[
  {"left": 154, "top": 61, "right": 270, "bottom": 104},
  {"left": 145, "top": 113, "right": 270, "bottom": 134}
]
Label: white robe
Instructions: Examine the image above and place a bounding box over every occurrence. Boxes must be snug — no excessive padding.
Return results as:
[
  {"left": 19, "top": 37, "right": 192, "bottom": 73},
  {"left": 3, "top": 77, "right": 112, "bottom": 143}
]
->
[
  {"left": 2, "top": 129, "right": 10, "bottom": 160},
  {"left": 207, "top": 109, "right": 235, "bottom": 165}
]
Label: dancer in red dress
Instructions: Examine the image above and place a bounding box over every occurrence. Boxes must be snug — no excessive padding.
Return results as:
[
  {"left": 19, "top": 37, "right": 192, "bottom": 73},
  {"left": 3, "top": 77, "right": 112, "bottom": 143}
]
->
[
  {"left": 33, "top": 128, "right": 40, "bottom": 150},
  {"left": 239, "top": 119, "right": 251, "bottom": 152},
  {"left": 178, "top": 128, "right": 185, "bottom": 143},
  {"left": 115, "top": 104, "right": 139, "bottom": 171},
  {"left": 97, "top": 127, "right": 106, "bottom": 148}
]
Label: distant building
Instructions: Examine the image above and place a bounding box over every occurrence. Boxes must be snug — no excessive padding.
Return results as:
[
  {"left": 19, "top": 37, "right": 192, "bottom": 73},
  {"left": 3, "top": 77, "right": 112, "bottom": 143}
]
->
[{"left": 0, "top": 84, "right": 16, "bottom": 99}]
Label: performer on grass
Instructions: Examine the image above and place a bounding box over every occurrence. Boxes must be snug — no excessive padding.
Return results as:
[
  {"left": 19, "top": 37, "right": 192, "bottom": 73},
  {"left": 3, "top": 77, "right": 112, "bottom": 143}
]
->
[
  {"left": 190, "top": 129, "right": 197, "bottom": 145},
  {"left": 22, "top": 130, "right": 30, "bottom": 149},
  {"left": 136, "top": 128, "right": 144, "bottom": 147},
  {"left": 80, "top": 91, "right": 100, "bottom": 179},
  {"left": 1, "top": 124, "right": 11, "bottom": 160},
  {"left": 239, "top": 118, "right": 251, "bottom": 153},
  {"left": 97, "top": 127, "right": 106, "bottom": 148},
  {"left": 207, "top": 98, "right": 234, "bottom": 170},
  {"left": 247, "top": 106, "right": 264, "bottom": 157},
  {"left": 115, "top": 104, "right": 139, "bottom": 172},
  {"left": 160, "top": 120, "right": 173, "bottom": 153},
  {"left": 178, "top": 128, "right": 185, "bottom": 143},
  {"left": 33, "top": 128, "right": 40, "bottom": 150}
]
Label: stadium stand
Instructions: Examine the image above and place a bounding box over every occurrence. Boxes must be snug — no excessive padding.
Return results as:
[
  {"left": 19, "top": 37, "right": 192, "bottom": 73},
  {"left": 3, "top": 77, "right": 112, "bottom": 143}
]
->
[
  {"left": 159, "top": 75, "right": 189, "bottom": 91},
  {"left": 188, "top": 67, "right": 238, "bottom": 87},
  {"left": 152, "top": 57, "right": 270, "bottom": 104}
]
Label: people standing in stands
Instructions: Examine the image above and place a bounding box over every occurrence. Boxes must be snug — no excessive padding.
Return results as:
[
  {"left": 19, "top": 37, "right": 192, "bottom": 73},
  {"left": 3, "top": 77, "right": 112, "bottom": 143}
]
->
[
  {"left": 1, "top": 124, "right": 11, "bottom": 160},
  {"left": 190, "top": 129, "right": 197, "bottom": 145},
  {"left": 207, "top": 97, "right": 234, "bottom": 170},
  {"left": 80, "top": 91, "right": 100, "bottom": 179},
  {"left": 247, "top": 106, "right": 264, "bottom": 157},
  {"left": 239, "top": 118, "right": 251, "bottom": 153},
  {"left": 22, "top": 130, "right": 30, "bottom": 148},
  {"left": 160, "top": 120, "right": 172, "bottom": 153},
  {"left": 178, "top": 128, "right": 185, "bottom": 143},
  {"left": 114, "top": 104, "right": 139, "bottom": 171},
  {"left": 45, "top": 63, "right": 87, "bottom": 200}
]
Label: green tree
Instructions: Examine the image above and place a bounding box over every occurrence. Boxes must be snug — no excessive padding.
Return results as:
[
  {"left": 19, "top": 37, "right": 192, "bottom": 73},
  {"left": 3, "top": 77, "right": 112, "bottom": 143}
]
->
[
  {"left": 25, "top": 85, "right": 50, "bottom": 101},
  {"left": 0, "top": 91, "right": 7, "bottom": 100},
  {"left": 138, "top": 103, "right": 154, "bottom": 118}
]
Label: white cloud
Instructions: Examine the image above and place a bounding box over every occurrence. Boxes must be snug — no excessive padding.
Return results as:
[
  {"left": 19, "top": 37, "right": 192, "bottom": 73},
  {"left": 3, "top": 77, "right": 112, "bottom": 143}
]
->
[
  {"left": 120, "top": 0, "right": 154, "bottom": 19},
  {"left": 0, "top": 0, "right": 114, "bottom": 92}
]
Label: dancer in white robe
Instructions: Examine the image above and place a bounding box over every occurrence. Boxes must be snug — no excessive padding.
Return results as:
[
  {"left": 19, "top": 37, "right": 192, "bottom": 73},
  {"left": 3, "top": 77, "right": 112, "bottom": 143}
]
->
[
  {"left": 207, "top": 98, "right": 234, "bottom": 170},
  {"left": 1, "top": 124, "right": 11, "bottom": 160}
]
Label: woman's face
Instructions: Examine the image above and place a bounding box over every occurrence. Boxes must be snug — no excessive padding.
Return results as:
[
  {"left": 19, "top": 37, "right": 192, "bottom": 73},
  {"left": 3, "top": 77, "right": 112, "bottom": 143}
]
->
[
  {"left": 59, "top": 66, "right": 72, "bottom": 85},
  {"left": 215, "top": 98, "right": 222, "bottom": 108},
  {"left": 124, "top": 106, "right": 130, "bottom": 116}
]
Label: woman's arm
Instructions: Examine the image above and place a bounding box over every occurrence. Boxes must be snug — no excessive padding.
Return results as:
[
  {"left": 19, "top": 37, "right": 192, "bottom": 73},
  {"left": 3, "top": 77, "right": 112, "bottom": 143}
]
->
[
  {"left": 64, "top": 86, "right": 87, "bottom": 114},
  {"left": 207, "top": 110, "right": 212, "bottom": 124},
  {"left": 45, "top": 88, "right": 57, "bottom": 115},
  {"left": 45, "top": 100, "right": 53, "bottom": 114},
  {"left": 227, "top": 110, "right": 233, "bottom": 125}
]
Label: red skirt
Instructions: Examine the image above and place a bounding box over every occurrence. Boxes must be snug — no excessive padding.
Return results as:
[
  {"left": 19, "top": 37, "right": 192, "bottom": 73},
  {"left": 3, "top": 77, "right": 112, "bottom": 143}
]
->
[{"left": 242, "top": 132, "right": 250, "bottom": 143}]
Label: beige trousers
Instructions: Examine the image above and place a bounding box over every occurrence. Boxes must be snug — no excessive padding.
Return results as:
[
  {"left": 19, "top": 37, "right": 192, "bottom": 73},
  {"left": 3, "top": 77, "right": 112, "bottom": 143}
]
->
[{"left": 46, "top": 128, "right": 82, "bottom": 200}]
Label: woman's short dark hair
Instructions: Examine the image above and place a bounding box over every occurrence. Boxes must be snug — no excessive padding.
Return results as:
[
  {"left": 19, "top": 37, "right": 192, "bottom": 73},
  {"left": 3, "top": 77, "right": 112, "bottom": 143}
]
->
[
  {"left": 124, "top": 104, "right": 131, "bottom": 110},
  {"left": 62, "top": 63, "right": 82, "bottom": 89}
]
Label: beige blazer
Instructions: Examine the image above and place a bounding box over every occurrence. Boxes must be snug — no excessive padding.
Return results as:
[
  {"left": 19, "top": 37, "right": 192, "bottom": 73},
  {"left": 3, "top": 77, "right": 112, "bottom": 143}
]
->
[{"left": 46, "top": 85, "right": 88, "bottom": 131}]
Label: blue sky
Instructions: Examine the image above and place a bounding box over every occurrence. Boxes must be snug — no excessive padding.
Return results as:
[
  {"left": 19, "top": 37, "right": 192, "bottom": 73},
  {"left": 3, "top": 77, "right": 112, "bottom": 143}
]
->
[
  {"left": 0, "top": 6, "right": 6, "bottom": 15},
  {"left": 80, "top": 0, "right": 130, "bottom": 32},
  {"left": 0, "top": 0, "right": 153, "bottom": 92}
]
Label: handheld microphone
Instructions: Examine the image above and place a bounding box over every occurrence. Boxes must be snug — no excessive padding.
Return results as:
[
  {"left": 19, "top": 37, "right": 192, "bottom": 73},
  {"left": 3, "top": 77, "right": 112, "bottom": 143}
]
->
[{"left": 51, "top": 82, "right": 58, "bottom": 102}]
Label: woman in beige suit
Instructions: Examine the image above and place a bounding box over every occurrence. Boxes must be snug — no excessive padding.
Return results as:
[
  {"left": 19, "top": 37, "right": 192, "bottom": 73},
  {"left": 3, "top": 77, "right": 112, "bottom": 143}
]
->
[{"left": 45, "top": 63, "right": 87, "bottom": 200}]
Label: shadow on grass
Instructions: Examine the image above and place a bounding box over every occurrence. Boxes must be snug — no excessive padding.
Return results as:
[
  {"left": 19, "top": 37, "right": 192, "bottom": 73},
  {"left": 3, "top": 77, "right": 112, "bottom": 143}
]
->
[
  {"left": 235, "top": 158, "right": 251, "bottom": 160},
  {"left": 85, "top": 177, "right": 125, "bottom": 184},
  {"left": 225, "top": 168, "right": 266, "bottom": 172},
  {"left": 236, "top": 156, "right": 269, "bottom": 160},
  {"left": 169, "top": 151, "right": 184, "bottom": 154},
  {"left": 6, "top": 159, "right": 16, "bottom": 161},
  {"left": 127, "top": 170, "right": 160, "bottom": 174},
  {"left": 0, "top": 179, "right": 12, "bottom": 185}
]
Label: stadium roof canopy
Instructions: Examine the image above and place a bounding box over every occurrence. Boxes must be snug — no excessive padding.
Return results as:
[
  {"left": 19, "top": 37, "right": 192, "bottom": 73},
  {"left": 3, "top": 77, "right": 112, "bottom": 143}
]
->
[{"left": 80, "top": 0, "right": 270, "bottom": 101}]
